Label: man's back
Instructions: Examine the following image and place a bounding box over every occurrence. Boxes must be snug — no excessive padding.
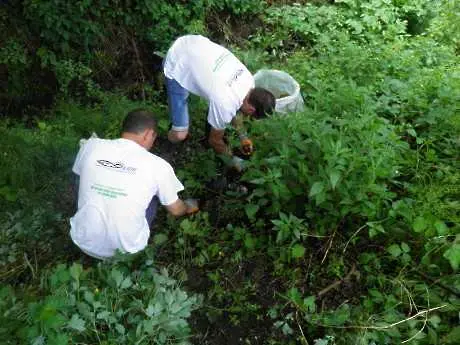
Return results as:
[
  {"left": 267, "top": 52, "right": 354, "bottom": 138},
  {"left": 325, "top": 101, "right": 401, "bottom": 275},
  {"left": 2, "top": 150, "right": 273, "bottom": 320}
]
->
[
  {"left": 163, "top": 35, "right": 254, "bottom": 129},
  {"left": 70, "top": 138, "right": 182, "bottom": 258}
]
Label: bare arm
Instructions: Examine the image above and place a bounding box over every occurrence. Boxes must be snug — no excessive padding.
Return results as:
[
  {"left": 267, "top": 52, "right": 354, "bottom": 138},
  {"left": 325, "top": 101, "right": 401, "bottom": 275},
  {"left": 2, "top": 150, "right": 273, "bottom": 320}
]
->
[
  {"left": 231, "top": 114, "right": 244, "bottom": 133},
  {"left": 208, "top": 128, "right": 231, "bottom": 155},
  {"left": 165, "top": 199, "right": 196, "bottom": 217}
]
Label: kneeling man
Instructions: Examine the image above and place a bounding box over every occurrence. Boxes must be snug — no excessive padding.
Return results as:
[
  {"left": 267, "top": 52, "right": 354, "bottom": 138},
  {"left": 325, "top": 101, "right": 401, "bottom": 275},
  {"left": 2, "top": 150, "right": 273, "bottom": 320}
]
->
[{"left": 70, "top": 109, "right": 198, "bottom": 259}]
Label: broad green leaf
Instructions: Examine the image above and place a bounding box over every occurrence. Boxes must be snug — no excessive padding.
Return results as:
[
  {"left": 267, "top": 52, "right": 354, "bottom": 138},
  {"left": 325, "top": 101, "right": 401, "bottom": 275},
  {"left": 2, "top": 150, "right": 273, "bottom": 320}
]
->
[
  {"left": 115, "top": 323, "right": 125, "bottom": 335},
  {"left": 309, "top": 181, "right": 324, "bottom": 197},
  {"left": 69, "top": 263, "right": 83, "bottom": 281},
  {"left": 250, "top": 177, "right": 265, "bottom": 185},
  {"left": 83, "top": 291, "right": 94, "bottom": 304},
  {"left": 368, "top": 289, "right": 383, "bottom": 302},
  {"left": 428, "top": 315, "right": 441, "bottom": 329},
  {"left": 407, "top": 128, "right": 417, "bottom": 137},
  {"left": 268, "top": 307, "right": 278, "bottom": 319},
  {"left": 328, "top": 304, "right": 350, "bottom": 326},
  {"left": 244, "top": 234, "right": 255, "bottom": 249},
  {"left": 158, "top": 119, "right": 169, "bottom": 132},
  {"left": 387, "top": 244, "right": 401, "bottom": 257},
  {"left": 170, "top": 302, "right": 182, "bottom": 314},
  {"left": 291, "top": 244, "right": 306, "bottom": 258},
  {"left": 400, "top": 242, "right": 410, "bottom": 253},
  {"left": 48, "top": 333, "right": 69, "bottom": 345},
  {"left": 245, "top": 204, "right": 259, "bottom": 219},
  {"left": 401, "top": 253, "right": 411, "bottom": 264},
  {"left": 281, "top": 322, "right": 293, "bottom": 335},
  {"left": 165, "top": 291, "right": 174, "bottom": 305},
  {"left": 38, "top": 121, "right": 47, "bottom": 131},
  {"left": 111, "top": 269, "right": 123, "bottom": 287},
  {"left": 76, "top": 302, "right": 92, "bottom": 319},
  {"left": 153, "top": 233, "right": 168, "bottom": 245},
  {"left": 146, "top": 304, "right": 155, "bottom": 317},
  {"left": 443, "top": 326, "right": 460, "bottom": 344},
  {"left": 434, "top": 220, "right": 448, "bottom": 235},
  {"left": 120, "top": 277, "right": 132, "bottom": 289},
  {"left": 0, "top": 186, "right": 18, "bottom": 202},
  {"left": 368, "top": 223, "right": 385, "bottom": 238},
  {"left": 329, "top": 170, "right": 341, "bottom": 189},
  {"left": 287, "top": 287, "right": 302, "bottom": 305},
  {"left": 32, "top": 336, "right": 45, "bottom": 345},
  {"left": 303, "top": 296, "right": 316, "bottom": 313},
  {"left": 159, "top": 331, "right": 167, "bottom": 343},
  {"left": 443, "top": 243, "right": 460, "bottom": 271},
  {"left": 96, "top": 311, "right": 110, "bottom": 320},
  {"left": 67, "top": 314, "right": 86, "bottom": 332},
  {"left": 413, "top": 216, "right": 427, "bottom": 233}
]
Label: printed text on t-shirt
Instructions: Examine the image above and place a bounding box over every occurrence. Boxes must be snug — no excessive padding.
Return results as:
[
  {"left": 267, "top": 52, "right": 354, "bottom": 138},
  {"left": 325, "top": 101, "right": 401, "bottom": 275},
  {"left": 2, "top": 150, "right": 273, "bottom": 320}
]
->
[
  {"left": 96, "top": 159, "right": 137, "bottom": 174},
  {"left": 226, "top": 68, "right": 244, "bottom": 87}
]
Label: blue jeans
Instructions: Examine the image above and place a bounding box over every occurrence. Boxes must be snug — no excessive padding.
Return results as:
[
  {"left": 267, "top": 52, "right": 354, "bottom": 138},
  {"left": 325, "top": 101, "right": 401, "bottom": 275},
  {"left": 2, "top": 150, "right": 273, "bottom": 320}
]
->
[
  {"left": 166, "top": 77, "right": 190, "bottom": 131},
  {"left": 145, "top": 196, "right": 159, "bottom": 226}
]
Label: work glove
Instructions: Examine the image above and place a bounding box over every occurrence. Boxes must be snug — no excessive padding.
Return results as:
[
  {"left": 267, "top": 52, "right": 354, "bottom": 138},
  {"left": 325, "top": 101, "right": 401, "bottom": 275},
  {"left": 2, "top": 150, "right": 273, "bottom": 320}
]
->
[
  {"left": 184, "top": 199, "right": 199, "bottom": 214},
  {"left": 239, "top": 135, "right": 254, "bottom": 156},
  {"left": 228, "top": 156, "right": 245, "bottom": 172}
]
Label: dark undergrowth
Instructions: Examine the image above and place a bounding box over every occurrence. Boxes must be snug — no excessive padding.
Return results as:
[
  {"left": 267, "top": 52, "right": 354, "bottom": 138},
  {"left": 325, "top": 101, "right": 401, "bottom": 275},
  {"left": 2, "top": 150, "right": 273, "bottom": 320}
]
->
[{"left": 1, "top": 1, "right": 459, "bottom": 345}]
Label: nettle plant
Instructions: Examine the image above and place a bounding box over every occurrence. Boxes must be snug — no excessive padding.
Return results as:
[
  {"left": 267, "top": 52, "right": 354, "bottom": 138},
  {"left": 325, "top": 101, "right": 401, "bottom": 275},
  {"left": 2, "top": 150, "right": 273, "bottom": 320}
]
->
[
  {"left": 1, "top": 260, "right": 201, "bottom": 345},
  {"left": 244, "top": 109, "right": 406, "bottom": 235},
  {"left": 263, "top": 0, "right": 435, "bottom": 49}
]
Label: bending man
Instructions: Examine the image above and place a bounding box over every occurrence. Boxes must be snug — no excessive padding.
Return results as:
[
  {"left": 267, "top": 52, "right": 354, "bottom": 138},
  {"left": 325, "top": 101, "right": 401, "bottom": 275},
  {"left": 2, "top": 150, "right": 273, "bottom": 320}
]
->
[
  {"left": 70, "top": 109, "right": 198, "bottom": 259},
  {"left": 163, "top": 35, "right": 275, "bottom": 170}
]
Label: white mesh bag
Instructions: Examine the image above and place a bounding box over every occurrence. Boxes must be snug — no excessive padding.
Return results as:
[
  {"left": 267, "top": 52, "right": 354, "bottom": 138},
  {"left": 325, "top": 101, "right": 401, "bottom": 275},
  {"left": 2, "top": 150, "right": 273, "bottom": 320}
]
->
[{"left": 254, "top": 69, "right": 304, "bottom": 114}]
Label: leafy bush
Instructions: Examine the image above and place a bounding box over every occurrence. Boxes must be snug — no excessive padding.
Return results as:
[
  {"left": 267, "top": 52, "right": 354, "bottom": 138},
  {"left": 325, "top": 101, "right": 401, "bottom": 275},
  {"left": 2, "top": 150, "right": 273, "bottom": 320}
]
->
[
  {"left": 263, "top": 0, "right": 437, "bottom": 48},
  {"left": 206, "top": 0, "right": 267, "bottom": 16},
  {"left": 1, "top": 0, "right": 459, "bottom": 344},
  {"left": 0, "top": 261, "right": 201, "bottom": 345},
  {"left": 0, "top": 207, "right": 64, "bottom": 282}
]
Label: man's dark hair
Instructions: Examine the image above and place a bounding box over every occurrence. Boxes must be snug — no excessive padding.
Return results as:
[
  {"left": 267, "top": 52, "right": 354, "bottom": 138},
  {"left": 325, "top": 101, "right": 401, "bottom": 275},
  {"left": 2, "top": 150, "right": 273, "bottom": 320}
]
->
[
  {"left": 122, "top": 109, "right": 157, "bottom": 134},
  {"left": 248, "top": 87, "right": 276, "bottom": 119}
]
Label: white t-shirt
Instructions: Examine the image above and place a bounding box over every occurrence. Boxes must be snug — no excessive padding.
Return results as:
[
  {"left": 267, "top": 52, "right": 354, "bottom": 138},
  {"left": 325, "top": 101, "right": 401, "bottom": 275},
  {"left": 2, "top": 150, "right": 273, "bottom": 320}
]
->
[
  {"left": 163, "top": 35, "right": 255, "bottom": 129},
  {"left": 70, "top": 138, "right": 184, "bottom": 259}
]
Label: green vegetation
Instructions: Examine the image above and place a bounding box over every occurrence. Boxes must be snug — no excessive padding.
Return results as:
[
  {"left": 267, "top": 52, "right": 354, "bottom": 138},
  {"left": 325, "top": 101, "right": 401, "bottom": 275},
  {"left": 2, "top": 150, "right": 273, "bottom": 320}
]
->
[{"left": 1, "top": 0, "right": 459, "bottom": 344}]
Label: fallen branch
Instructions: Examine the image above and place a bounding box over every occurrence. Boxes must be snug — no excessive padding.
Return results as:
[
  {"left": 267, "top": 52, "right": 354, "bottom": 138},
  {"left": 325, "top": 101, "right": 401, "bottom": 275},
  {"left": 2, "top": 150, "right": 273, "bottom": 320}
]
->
[
  {"left": 321, "top": 229, "right": 336, "bottom": 264},
  {"left": 414, "top": 270, "right": 460, "bottom": 298},
  {"left": 401, "top": 306, "right": 428, "bottom": 343},
  {"left": 343, "top": 224, "right": 367, "bottom": 254},
  {"left": 310, "top": 305, "right": 447, "bottom": 330},
  {"left": 317, "top": 264, "right": 358, "bottom": 298},
  {"left": 296, "top": 311, "right": 310, "bottom": 345},
  {"left": 23, "top": 252, "right": 36, "bottom": 280}
]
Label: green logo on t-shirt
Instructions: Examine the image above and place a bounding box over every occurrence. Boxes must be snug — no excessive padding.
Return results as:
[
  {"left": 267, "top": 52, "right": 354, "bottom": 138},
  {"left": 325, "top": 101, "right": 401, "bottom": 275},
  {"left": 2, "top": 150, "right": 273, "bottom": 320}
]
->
[
  {"left": 91, "top": 184, "right": 127, "bottom": 199},
  {"left": 213, "top": 52, "right": 232, "bottom": 72}
]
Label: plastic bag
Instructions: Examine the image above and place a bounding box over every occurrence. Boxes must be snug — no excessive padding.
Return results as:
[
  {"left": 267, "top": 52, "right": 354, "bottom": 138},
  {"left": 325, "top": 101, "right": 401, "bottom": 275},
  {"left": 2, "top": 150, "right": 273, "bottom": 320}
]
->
[{"left": 254, "top": 69, "right": 304, "bottom": 114}]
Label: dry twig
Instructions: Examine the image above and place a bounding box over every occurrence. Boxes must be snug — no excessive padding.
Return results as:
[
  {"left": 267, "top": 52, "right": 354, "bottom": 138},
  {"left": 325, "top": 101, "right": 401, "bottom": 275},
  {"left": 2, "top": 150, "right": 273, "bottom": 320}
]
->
[
  {"left": 317, "top": 264, "right": 358, "bottom": 297},
  {"left": 312, "top": 305, "right": 446, "bottom": 330},
  {"left": 321, "top": 229, "right": 336, "bottom": 264}
]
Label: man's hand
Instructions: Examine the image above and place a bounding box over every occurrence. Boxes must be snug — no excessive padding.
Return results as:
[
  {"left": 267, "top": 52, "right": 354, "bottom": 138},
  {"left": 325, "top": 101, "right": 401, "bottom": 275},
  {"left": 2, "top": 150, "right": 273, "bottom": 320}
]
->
[
  {"left": 166, "top": 199, "right": 199, "bottom": 217},
  {"left": 240, "top": 136, "right": 253, "bottom": 156},
  {"left": 184, "top": 199, "right": 199, "bottom": 214},
  {"left": 228, "top": 156, "right": 245, "bottom": 172}
]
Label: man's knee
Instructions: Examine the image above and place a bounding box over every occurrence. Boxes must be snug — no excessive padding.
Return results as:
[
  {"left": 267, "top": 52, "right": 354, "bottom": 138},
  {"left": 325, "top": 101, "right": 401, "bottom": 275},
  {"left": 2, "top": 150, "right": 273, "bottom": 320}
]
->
[{"left": 168, "top": 129, "right": 189, "bottom": 143}]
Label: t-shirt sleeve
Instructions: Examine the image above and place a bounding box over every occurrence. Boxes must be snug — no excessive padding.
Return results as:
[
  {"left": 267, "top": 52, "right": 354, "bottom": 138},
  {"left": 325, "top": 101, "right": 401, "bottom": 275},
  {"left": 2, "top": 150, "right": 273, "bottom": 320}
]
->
[
  {"left": 72, "top": 138, "right": 94, "bottom": 175},
  {"left": 207, "top": 100, "right": 236, "bottom": 129},
  {"left": 156, "top": 162, "right": 185, "bottom": 206}
]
